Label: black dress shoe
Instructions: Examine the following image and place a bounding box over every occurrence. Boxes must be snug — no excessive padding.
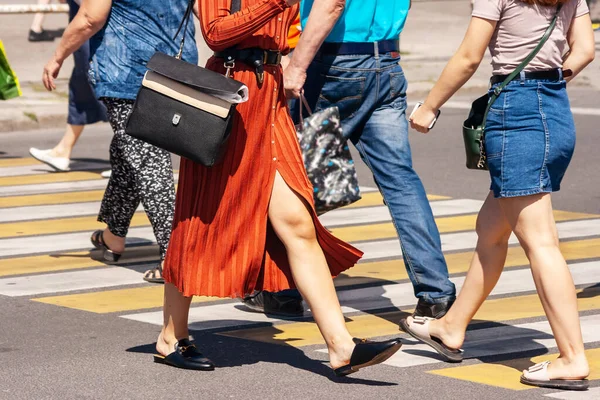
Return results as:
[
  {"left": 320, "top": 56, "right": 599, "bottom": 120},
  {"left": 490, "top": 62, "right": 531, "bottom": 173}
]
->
[
  {"left": 28, "top": 30, "right": 55, "bottom": 42},
  {"left": 153, "top": 339, "right": 215, "bottom": 371},
  {"left": 242, "top": 291, "right": 304, "bottom": 317},
  {"left": 334, "top": 338, "right": 402, "bottom": 377},
  {"left": 413, "top": 298, "right": 454, "bottom": 319}
]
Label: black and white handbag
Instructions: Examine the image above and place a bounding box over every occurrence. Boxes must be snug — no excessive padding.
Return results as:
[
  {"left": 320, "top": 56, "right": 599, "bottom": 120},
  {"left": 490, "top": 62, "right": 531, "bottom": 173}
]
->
[{"left": 125, "top": 0, "right": 247, "bottom": 167}]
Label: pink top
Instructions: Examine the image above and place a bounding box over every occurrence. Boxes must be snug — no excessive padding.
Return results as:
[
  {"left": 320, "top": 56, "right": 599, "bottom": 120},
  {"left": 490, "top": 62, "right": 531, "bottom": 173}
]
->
[{"left": 473, "top": 0, "right": 590, "bottom": 75}]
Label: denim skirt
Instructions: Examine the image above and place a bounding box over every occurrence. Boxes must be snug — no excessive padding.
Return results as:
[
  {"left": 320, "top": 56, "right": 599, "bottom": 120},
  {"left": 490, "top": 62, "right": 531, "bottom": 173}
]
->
[{"left": 484, "top": 79, "right": 575, "bottom": 198}]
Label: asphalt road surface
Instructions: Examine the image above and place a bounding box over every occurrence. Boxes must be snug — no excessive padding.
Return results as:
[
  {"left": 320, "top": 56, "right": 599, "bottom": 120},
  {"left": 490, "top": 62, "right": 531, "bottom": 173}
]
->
[{"left": 1, "top": 90, "right": 599, "bottom": 400}]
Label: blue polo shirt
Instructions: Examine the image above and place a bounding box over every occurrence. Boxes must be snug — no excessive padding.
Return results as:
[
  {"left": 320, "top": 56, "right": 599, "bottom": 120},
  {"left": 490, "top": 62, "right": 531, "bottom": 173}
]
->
[{"left": 300, "top": 0, "right": 410, "bottom": 43}]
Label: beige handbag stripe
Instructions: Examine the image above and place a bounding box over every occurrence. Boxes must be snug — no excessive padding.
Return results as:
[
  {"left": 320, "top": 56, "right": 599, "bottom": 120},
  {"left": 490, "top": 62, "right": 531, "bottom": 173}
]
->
[{"left": 142, "top": 71, "right": 231, "bottom": 119}]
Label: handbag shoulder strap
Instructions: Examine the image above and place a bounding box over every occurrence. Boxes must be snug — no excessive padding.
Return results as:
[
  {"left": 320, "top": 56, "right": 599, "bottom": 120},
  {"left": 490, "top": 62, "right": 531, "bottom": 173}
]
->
[
  {"left": 174, "top": 0, "right": 242, "bottom": 59},
  {"left": 482, "top": 4, "right": 562, "bottom": 125}
]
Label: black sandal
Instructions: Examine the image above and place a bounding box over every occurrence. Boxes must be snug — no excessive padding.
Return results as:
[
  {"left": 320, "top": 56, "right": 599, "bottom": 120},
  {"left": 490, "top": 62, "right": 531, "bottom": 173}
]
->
[
  {"left": 153, "top": 339, "right": 215, "bottom": 371},
  {"left": 333, "top": 337, "right": 402, "bottom": 377},
  {"left": 90, "top": 230, "right": 122, "bottom": 262},
  {"left": 143, "top": 264, "right": 164, "bottom": 284}
]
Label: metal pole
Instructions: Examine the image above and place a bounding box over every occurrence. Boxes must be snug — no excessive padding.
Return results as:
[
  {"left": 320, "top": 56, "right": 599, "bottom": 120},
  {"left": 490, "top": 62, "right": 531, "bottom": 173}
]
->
[{"left": 0, "top": 4, "right": 69, "bottom": 14}]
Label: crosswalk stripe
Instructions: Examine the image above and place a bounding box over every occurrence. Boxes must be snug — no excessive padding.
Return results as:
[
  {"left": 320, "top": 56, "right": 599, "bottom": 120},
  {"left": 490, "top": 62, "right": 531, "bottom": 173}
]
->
[
  {"left": 342, "top": 237, "right": 600, "bottom": 284},
  {"left": 33, "top": 286, "right": 218, "bottom": 313},
  {"left": 343, "top": 192, "right": 449, "bottom": 209},
  {"left": 545, "top": 387, "right": 600, "bottom": 399},
  {"left": 0, "top": 190, "right": 106, "bottom": 208},
  {"left": 0, "top": 245, "right": 159, "bottom": 277},
  {"left": 0, "top": 171, "right": 104, "bottom": 187},
  {"left": 0, "top": 212, "right": 149, "bottom": 238},
  {"left": 319, "top": 199, "right": 484, "bottom": 227},
  {"left": 2, "top": 217, "right": 599, "bottom": 260},
  {"left": 0, "top": 157, "right": 39, "bottom": 168},
  {"left": 0, "top": 179, "right": 110, "bottom": 197},
  {"left": 427, "top": 347, "right": 600, "bottom": 391},
  {"left": 332, "top": 210, "right": 596, "bottom": 243},
  {"left": 358, "top": 218, "right": 600, "bottom": 262},
  {"left": 223, "top": 287, "right": 600, "bottom": 348},
  {"left": 0, "top": 267, "right": 145, "bottom": 296},
  {"left": 0, "top": 162, "right": 109, "bottom": 177},
  {"left": 121, "top": 261, "right": 600, "bottom": 333}
]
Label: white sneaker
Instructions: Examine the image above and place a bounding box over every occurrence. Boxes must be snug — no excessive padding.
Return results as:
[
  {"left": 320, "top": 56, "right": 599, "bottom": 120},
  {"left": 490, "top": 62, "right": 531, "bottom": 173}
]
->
[
  {"left": 29, "top": 148, "right": 70, "bottom": 172},
  {"left": 101, "top": 170, "right": 112, "bottom": 178}
]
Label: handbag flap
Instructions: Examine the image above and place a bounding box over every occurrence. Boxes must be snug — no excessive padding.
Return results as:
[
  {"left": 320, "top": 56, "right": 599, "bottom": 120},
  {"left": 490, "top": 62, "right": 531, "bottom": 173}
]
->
[
  {"left": 142, "top": 71, "right": 231, "bottom": 118},
  {"left": 147, "top": 52, "right": 245, "bottom": 99}
]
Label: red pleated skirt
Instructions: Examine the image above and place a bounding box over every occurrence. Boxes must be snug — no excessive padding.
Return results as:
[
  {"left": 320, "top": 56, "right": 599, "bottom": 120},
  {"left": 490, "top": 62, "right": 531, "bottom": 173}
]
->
[{"left": 162, "top": 60, "right": 363, "bottom": 298}]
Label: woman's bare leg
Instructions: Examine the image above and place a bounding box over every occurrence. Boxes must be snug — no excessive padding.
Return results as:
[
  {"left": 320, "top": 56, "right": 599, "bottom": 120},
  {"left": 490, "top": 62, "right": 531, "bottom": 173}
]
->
[
  {"left": 499, "top": 194, "right": 588, "bottom": 380},
  {"left": 50, "top": 124, "right": 84, "bottom": 159},
  {"left": 156, "top": 283, "right": 193, "bottom": 355},
  {"left": 268, "top": 172, "right": 354, "bottom": 369},
  {"left": 30, "top": 0, "right": 52, "bottom": 33},
  {"left": 426, "top": 192, "right": 512, "bottom": 349}
]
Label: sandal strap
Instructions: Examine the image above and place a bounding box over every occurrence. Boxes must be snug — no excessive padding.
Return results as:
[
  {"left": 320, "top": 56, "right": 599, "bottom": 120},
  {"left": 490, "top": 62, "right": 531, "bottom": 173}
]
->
[
  {"left": 409, "top": 316, "right": 432, "bottom": 338},
  {"left": 524, "top": 361, "right": 551, "bottom": 381}
]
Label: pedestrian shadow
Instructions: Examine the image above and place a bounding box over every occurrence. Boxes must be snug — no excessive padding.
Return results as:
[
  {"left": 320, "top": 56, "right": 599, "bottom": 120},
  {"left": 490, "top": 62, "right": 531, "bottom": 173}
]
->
[{"left": 126, "top": 327, "right": 399, "bottom": 386}]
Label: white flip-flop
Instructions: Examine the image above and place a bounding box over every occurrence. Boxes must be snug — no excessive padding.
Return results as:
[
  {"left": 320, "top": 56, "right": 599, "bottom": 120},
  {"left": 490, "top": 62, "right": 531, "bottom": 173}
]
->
[
  {"left": 399, "top": 316, "right": 463, "bottom": 362},
  {"left": 520, "top": 361, "right": 588, "bottom": 391},
  {"left": 29, "top": 148, "right": 70, "bottom": 172}
]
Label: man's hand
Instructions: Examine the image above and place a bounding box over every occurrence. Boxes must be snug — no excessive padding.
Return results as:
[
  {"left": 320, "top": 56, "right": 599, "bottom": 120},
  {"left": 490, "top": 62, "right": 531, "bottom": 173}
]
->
[
  {"left": 42, "top": 56, "right": 63, "bottom": 91},
  {"left": 409, "top": 103, "right": 438, "bottom": 134},
  {"left": 284, "top": 64, "right": 306, "bottom": 100}
]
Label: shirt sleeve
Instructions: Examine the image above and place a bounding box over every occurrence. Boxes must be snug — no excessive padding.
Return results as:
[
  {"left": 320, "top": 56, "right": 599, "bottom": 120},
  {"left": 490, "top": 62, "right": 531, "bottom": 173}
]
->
[
  {"left": 472, "top": 0, "right": 503, "bottom": 21},
  {"left": 199, "top": 0, "right": 289, "bottom": 51},
  {"left": 575, "top": 0, "right": 590, "bottom": 18}
]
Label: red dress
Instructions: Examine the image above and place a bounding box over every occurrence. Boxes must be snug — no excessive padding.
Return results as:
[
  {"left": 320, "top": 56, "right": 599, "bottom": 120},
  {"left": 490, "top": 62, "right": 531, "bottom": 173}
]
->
[{"left": 162, "top": 0, "right": 363, "bottom": 298}]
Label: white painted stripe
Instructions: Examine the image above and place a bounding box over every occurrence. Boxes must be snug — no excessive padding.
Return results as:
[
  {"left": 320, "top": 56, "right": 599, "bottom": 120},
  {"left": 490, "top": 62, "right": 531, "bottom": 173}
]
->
[
  {"left": 409, "top": 101, "right": 600, "bottom": 117},
  {"left": 1, "top": 217, "right": 599, "bottom": 260},
  {"left": 545, "top": 387, "right": 600, "bottom": 399},
  {"left": 0, "top": 186, "right": 379, "bottom": 222},
  {"left": 370, "top": 314, "right": 600, "bottom": 369},
  {"left": 0, "top": 268, "right": 143, "bottom": 296},
  {"left": 120, "top": 261, "right": 600, "bottom": 330},
  {"left": 0, "top": 202, "right": 143, "bottom": 223},
  {"left": 319, "top": 199, "right": 483, "bottom": 227},
  {"left": 0, "top": 226, "right": 156, "bottom": 258},
  {"left": 0, "top": 179, "right": 109, "bottom": 197},
  {"left": 0, "top": 162, "right": 109, "bottom": 177}
]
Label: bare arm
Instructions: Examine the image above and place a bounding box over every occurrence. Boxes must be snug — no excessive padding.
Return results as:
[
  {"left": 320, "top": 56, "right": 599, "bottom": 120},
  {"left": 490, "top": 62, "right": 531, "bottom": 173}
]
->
[
  {"left": 563, "top": 13, "right": 595, "bottom": 82},
  {"left": 42, "top": 0, "right": 112, "bottom": 90},
  {"left": 284, "top": 0, "right": 346, "bottom": 99},
  {"left": 410, "top": 17, "right": 496, "bottom": 133}
]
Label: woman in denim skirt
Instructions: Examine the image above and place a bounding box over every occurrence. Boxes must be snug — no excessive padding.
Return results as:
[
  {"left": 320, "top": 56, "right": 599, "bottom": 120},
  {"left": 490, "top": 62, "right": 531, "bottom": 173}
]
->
[{"left": 407, "top": 0, "right": 595, "bottom": 391}]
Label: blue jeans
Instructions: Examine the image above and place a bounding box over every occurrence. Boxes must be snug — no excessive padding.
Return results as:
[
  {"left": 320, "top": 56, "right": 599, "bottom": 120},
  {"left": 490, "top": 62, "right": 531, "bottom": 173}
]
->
[
  {"left": 292, "top": 52, "right": 455, "bottom": 303},
  {"left": 486, "top": 77, "right": 575, "bottom": 198}
]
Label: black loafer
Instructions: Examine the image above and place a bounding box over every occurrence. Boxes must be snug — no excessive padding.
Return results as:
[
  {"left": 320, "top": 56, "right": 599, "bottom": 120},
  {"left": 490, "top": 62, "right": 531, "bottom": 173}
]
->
[
  {"left": 413, "top": 298, "right": 454, "bottom": 319},
  {"left": 333, "top": 338, "right": 402, "bottom": 377},
  {"left": 28, "top": 29, "right": 55, "bottom": 42},
  {"left": 153, "top": 339, "right": 215, "bottom": 371},
  {"left": 242, "top": 291, "right": 304, "bottom": 317}
]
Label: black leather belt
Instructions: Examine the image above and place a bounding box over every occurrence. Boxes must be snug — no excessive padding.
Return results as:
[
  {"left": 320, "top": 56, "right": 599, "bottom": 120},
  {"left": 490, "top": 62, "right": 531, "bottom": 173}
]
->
[
  {"left": 490, "top": 69, "right": 571, "bottom": 85},
  {"left": 214, "top": 48, "right": 282, "bottom": 84},
  {"left": 318, "top": 39, "right": 399, "bottom": 55}
]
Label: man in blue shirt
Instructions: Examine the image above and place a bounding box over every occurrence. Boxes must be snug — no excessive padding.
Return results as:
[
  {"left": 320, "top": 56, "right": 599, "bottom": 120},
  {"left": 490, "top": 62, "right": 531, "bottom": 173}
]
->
[{"left": 244, "top": 0, "right": 457, "bottom": 320}]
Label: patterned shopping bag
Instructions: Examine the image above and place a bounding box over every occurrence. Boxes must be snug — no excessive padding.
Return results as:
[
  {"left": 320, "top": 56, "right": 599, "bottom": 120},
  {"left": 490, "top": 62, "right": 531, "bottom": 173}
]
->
[
  {"left": 0, "top": 40, "right": 22, "bottom": 100},
  {"left": 296, "top": 98, "right": 361, "bottom": 215}
]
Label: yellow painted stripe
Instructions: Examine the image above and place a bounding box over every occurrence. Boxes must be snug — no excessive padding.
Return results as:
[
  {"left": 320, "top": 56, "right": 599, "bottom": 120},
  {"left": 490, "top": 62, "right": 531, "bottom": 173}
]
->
[
  {"left": 33, "top": 286, "right": 218, "bottom": 313},
  {"left": 0, "top": 190, "right": 106, "bottom": 208},
  {"left": 0, "top": 213, "right": 150, "bottom": 238},
  {"left": 337, "top": 237, "right": 600, "bottom": 286},
  {"left": 0, "top": 245, "right": 159, "bottom": 277},
  {"left": 0, "top": 157, "right": 41, "bottom": 168},
  {"left": 428, "top": 348, "right": 600, "bottom": 391},
  {"left": 331, "top": 210, "right": 596, "bottom": 243},
  {"left": 343, "top": 192, "right": 449, "bottom": 209},
  {"left": 221, "top": 284, "right": 600, "bottom": 347},
  {"left": 0, "top": 171, "right": 103, "bottom": 187}
]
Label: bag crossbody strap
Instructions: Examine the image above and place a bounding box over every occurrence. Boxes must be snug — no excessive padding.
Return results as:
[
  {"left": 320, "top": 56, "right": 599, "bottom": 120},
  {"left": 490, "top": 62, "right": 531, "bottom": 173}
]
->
[
  {"left": 481, "top": 4, "right": 562, "bottom": 130},
  {"left": 174, "top": 0, "right": 242, "bottom": 59}
]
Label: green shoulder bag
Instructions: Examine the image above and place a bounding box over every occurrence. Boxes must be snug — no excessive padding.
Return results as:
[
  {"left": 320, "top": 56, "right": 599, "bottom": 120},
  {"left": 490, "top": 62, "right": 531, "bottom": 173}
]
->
[{"left": 462, "top": 5, "right": 562, "bottom": 170}]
